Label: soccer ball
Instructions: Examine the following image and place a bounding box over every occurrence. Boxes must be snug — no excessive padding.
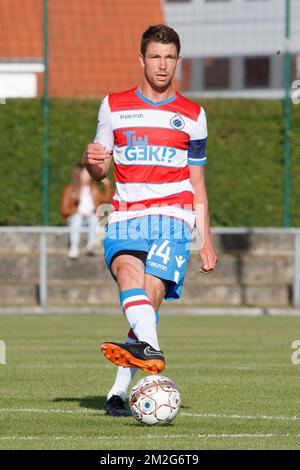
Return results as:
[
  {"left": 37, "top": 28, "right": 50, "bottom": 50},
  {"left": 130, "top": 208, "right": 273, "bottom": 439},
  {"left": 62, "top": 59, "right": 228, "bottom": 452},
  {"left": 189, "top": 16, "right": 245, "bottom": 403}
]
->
[{"left": 129, "top": 375, "right": 181, "bottom": 425}]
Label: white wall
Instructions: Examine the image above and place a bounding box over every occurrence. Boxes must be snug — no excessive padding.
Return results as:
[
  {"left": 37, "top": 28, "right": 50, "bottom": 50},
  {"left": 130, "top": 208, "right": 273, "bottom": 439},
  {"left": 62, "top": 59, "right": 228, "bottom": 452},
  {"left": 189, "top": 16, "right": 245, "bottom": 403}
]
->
[{"left": 0, "top": 63, "right": 45, "bottom": 100}]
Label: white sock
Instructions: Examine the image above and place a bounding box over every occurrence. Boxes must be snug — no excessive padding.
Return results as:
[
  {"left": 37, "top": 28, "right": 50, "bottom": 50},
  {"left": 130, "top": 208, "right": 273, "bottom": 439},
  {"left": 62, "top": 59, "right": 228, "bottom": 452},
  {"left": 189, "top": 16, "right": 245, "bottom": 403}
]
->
[
  {"left": 107, "top": 310, "right": 160, "bottom": 401},
  {"left": 120, "top": 288, "right": 160, "bottom": 351}
]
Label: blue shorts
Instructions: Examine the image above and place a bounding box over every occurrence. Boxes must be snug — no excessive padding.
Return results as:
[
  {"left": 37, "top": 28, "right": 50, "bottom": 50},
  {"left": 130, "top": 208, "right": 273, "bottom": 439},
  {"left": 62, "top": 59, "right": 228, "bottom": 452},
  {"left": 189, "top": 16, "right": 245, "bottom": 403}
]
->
[{"left": 104, "top": 215, "right": 192, "bottom": 301}]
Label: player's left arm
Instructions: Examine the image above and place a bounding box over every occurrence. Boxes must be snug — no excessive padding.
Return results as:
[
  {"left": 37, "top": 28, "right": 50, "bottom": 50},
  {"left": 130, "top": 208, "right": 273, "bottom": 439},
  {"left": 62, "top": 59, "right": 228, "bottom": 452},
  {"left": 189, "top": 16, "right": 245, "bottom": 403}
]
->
[
  {"left": 188, "top": 106, "right": 217, "bottom": 273},
  {"left": 189, "top": 165, "right": 217, "bottom": 273}
]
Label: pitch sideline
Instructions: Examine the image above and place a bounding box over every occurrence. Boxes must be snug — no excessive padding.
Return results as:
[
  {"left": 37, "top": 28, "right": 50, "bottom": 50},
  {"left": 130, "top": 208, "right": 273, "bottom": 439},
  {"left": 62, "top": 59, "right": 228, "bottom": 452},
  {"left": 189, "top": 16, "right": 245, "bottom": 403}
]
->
[{"left": 0, "top": 433, "right": 300, "bottom": 441}]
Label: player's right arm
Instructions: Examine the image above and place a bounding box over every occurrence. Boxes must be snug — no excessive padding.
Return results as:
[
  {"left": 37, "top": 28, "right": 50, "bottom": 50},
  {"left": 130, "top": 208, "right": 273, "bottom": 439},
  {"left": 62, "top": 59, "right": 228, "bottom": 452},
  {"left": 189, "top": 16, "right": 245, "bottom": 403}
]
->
[
  {"left": 84, "top": 96, "right": 113, "bottom": 181},
  {"left": 84, "top": 143, "right": 112, "bottom": 181}
]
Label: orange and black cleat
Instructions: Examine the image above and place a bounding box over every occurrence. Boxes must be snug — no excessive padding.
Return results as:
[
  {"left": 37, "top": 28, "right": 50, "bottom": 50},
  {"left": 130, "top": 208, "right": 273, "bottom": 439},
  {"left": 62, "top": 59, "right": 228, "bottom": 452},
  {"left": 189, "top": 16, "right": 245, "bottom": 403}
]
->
[{"left": 101, "top": 341, "right": 165, "bottom": 374}]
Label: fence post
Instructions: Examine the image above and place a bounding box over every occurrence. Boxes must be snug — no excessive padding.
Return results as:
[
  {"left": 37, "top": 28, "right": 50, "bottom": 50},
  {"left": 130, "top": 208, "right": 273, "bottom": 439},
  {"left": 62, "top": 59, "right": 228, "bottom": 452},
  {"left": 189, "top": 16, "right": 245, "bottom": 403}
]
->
[
  {"left": 42, "top": 0, "right": 49, "bottom": 227},
  {"left": 41, "top": 1, "right": 49, "bottom": 307},
  {"left": 293, "top": 232, "right": 300, "bottom": 307},
  {"left": 39, "top": 231, "right": 48, "bottom": 307},
  {"left": 283, "top": 0, "right": 292, "bottom": 227}
]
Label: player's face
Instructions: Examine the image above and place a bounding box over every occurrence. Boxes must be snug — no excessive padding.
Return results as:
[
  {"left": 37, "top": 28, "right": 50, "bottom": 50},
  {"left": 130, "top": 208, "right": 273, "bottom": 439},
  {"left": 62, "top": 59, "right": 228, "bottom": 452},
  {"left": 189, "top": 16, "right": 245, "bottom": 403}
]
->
[{"left": 140, "top": 42, "right": 180, "bottom": 90}]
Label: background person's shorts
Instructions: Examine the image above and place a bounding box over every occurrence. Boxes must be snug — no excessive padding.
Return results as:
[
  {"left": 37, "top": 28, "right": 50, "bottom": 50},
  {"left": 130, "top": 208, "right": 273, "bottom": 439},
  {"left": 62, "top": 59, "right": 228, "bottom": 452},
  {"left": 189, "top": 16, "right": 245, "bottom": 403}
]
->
[{"left": 104, "top": 215, "right": 192, "bottom": 301}]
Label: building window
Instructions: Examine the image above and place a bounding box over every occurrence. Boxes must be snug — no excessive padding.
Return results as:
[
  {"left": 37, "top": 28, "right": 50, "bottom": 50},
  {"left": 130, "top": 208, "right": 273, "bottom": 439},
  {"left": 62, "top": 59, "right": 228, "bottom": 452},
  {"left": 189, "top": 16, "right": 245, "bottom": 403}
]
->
[
  {"left": 181, "top": 58, "right": 192, "bottom": 91},
  {"left": 244, "top": 57, "right": 270, "bottom": 87},
  {"left": 203, "top": 58, "right": 230, "bottom": 89}
]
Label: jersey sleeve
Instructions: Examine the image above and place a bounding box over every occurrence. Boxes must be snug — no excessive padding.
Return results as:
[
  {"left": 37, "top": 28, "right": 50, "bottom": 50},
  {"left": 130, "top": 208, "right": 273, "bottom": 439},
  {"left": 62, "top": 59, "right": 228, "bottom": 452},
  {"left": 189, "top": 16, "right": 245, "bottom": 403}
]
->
[
  {"left": 93, "top": 95, "right": 114, "bottom": 152},
  {"left": 187, "top": 107, "right": 207, "bottom": 166}
]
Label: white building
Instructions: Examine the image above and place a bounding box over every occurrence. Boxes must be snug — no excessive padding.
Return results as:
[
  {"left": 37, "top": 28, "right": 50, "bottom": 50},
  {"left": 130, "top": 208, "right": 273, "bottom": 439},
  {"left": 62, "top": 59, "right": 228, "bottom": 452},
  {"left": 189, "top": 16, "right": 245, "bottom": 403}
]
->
[{"left": 163, "top": 0, "right": 300, "bottom": 97}]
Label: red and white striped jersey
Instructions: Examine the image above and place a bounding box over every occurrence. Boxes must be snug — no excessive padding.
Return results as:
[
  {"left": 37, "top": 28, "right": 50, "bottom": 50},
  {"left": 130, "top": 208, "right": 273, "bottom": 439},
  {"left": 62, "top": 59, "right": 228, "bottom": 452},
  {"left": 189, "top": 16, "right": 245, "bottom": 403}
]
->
[{"left": 94, "top": 86, "right": 207, "bottom": 228}]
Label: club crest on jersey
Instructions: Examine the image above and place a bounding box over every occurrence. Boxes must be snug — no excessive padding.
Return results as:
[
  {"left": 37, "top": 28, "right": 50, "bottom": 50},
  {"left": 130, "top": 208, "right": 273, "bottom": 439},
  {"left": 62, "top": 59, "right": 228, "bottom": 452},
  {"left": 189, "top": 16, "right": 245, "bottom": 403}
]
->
[{"left": 170, "top": 113, "right": 185, "bottom": 130}]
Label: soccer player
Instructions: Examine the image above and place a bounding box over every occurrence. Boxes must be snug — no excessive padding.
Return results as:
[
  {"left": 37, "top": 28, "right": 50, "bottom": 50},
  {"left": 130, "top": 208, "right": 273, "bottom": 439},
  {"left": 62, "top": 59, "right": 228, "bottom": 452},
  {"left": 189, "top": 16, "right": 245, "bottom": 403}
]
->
[{"left": 84, "top": 25, "right": 217, "bottom": 417}]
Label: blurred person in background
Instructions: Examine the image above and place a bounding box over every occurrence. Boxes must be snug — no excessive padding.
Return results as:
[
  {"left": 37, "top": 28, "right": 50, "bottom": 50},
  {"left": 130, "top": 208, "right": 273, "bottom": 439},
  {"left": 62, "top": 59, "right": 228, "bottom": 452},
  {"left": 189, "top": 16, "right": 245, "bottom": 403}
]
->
[{"left": 61, "top": 162, "right": 113, "bottom": 258}]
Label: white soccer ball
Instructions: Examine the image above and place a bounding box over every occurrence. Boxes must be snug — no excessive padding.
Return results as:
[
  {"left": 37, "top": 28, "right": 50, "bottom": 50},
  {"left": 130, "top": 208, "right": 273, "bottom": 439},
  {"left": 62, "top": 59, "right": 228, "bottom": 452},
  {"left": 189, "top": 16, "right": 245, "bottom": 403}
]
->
[{"left": 129, "top": 375, "right": 181, "bottom": 425}]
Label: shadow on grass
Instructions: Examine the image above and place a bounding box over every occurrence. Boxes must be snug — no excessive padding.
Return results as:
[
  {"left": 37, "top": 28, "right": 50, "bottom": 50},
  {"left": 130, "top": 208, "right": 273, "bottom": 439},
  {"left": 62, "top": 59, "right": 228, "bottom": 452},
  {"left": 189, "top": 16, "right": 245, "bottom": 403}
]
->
[
  {"left": 125, "top": 421, "right": 177, "bottom": 428},
  {"left": 53, "top": 395, "right": 107, "bottom": 411},
  {"left": 52, "top": 396, "right": 189, "bottom": 413}
]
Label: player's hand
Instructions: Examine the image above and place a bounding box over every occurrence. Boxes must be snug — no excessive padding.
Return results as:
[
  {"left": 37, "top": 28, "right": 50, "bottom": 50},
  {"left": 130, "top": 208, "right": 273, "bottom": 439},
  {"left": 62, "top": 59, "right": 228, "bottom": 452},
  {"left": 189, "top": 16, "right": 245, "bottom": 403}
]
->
[
  {"left": 84, "top": 143, "right": 111, "bottom": 166},
  {"left": 199, "top": 239, "right": 218, "bottom": 274}
]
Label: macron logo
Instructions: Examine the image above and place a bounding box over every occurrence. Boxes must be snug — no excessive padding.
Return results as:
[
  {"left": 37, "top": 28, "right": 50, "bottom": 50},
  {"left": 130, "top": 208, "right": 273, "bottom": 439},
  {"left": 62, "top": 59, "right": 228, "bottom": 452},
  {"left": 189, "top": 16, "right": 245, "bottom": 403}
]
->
[
  {"left": 120, "top": 113, "right": 143, "bottom": 119},
  {"left": 175, "top": 255, "right": 186, "bottom": 268}
]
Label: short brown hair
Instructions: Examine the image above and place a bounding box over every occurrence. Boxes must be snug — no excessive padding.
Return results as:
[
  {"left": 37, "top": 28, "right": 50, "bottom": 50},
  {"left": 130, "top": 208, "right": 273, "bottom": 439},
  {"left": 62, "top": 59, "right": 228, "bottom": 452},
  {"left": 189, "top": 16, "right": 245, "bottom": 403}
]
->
[{"left": 140, "top": 24, "right": 181, "bottom": 57}]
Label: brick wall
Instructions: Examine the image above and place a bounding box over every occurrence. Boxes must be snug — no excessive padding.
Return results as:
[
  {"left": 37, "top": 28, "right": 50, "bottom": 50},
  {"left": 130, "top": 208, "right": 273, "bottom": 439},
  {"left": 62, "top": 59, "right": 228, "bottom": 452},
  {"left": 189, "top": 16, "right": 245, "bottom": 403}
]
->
[
  {"left": 0, "top": 0, "right": 42, "bottom": 59},
  {"left": 0, "top": 0, "right": 164, "bottom": 97}
]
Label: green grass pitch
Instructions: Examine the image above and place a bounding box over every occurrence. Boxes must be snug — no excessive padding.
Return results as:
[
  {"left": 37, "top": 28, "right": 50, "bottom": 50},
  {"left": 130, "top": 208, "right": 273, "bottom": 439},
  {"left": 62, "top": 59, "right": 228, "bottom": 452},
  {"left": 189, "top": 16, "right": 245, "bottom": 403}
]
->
[{"left": 0, "top": 314, "right": 300, "bottom": 450}]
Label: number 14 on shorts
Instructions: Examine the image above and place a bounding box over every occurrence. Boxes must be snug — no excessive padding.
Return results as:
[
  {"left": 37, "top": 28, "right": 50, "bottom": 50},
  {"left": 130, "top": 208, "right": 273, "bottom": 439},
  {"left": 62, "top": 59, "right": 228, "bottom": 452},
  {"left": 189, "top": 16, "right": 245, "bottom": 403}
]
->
[
  {"left": 148, "top": 240, "right": 187, "bottom": 271},
  {"left": 148, "top": 240, "right": 171, "bottom": 265},
  {"left": 146, "top": 239, "right": 188, "bottom": 290}
]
